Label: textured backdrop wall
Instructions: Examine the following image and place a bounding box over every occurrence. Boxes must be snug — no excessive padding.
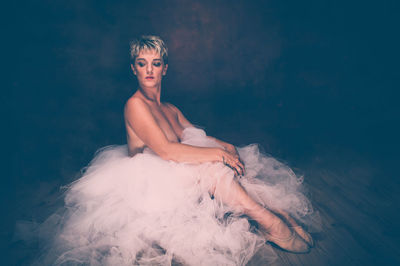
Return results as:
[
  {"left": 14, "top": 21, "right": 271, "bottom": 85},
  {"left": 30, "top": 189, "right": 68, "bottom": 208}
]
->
[{"left": 7, "top": 0, "right": 398, "bottom": 188}]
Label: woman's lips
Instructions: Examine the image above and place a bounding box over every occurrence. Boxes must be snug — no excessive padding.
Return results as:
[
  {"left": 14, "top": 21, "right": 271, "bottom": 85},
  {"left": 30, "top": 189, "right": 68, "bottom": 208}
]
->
[{"left": 145, "top": 77, "right": 154, "bottom": 80}]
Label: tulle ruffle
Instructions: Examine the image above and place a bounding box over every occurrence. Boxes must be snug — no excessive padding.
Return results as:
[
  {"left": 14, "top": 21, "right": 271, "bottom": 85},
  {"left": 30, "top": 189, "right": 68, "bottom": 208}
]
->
[{"left": 22, "top": 127, "right": 318, "bottom": 265}]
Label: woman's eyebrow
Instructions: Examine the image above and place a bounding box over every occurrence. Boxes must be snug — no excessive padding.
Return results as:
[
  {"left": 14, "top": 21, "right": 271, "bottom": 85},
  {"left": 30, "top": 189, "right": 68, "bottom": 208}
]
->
[{"left": 136, "top": 58, "right": 161, "bottom": 61}]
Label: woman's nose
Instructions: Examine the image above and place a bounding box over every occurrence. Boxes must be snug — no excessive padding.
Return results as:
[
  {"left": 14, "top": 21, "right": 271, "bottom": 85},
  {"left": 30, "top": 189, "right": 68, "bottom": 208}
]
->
[{"left": 146, "top": 64, "right": 153, "bottom": 74}]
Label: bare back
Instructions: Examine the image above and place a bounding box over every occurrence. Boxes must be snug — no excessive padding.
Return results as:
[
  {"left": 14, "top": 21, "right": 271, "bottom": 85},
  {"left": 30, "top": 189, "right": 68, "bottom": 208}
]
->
[{"left": 124, "top": 94, "right": 187, "bottom": 156}]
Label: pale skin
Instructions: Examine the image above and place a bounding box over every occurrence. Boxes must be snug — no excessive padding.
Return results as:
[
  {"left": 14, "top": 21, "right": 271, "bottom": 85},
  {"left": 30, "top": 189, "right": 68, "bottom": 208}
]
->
[{"left": 124, "top": 49, "right": 312, "bottom": 251}]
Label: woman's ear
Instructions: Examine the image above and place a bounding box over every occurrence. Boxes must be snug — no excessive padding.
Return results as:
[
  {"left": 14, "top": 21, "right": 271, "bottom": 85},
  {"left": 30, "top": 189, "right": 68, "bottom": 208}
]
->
[
  {"left": 130, "top": 64, "right": 137, "bottom": 75},
  {"left": 162, "top": 64, "right": 168, "bottom": 76}
]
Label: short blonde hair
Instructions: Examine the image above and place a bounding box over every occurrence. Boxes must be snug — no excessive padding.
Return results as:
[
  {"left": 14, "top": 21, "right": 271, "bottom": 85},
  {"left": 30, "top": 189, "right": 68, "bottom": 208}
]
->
[{"left": 130, "top": 35, "right": 168, "bottom": 64}]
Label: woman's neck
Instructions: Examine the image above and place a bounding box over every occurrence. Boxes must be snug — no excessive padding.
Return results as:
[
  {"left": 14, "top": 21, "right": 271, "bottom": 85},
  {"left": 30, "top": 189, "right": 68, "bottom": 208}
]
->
[{"left": 138, "top": 86, "right": 161, "bottom": 105}]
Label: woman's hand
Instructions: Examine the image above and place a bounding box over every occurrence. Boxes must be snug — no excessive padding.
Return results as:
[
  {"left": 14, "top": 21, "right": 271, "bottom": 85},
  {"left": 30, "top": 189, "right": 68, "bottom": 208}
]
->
[
  {"left": 205, "top": 137, "right": 243, "bottom": 174},
  {"left": 225, "top": 145, "right": 245, "bottom": 176},
  {"left": 225, "top": 144, "right": 239, "bottom": 157},
  {"left": 218, "top": 149, "right": 245, "bottom": 177}
]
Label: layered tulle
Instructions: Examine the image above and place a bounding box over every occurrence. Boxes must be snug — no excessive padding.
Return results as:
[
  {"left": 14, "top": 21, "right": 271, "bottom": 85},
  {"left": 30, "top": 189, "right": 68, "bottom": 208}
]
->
[{"left": 25, "top": 127, "right": 318, "bottom": 265}]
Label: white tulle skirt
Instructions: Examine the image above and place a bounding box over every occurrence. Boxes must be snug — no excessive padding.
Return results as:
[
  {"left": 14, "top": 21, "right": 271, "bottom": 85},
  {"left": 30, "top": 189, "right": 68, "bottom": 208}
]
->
[{"left": 32, "top": 127, "right": 318, "bottom": 265}]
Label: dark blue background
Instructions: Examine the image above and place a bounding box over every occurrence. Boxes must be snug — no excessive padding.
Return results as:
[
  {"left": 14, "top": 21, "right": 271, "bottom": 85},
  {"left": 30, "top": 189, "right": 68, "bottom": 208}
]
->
[{"left": 4, "top": 0, "right": 399, "bottom": 264}]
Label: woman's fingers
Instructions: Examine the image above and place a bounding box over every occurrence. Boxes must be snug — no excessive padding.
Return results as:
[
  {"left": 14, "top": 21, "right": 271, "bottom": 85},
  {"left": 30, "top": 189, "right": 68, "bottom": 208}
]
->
[
  {"left": 237, "top": 161, "right": 245, "bottom": 176},
  {"left": 232, "top": 155, "right": 244, "bottom": 176},
  {"left": 223, "top": 152, "right": 245, "bottom": 177},
  {"left": 229, "top": 164, "right": 241, "bottom": 176}
]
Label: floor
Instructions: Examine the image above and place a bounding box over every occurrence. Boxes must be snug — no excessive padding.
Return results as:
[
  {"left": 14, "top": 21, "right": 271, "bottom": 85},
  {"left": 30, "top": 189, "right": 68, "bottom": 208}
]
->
[
  {"left": 248, "top": 153, "right": 400, "bottom": 265},
  {"left": 6, "top": 150, "right": 400, "bottom": 265}
]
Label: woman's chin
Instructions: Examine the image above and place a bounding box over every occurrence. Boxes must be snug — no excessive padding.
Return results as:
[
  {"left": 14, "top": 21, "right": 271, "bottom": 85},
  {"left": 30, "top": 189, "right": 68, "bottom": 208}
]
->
[
  {"left": 141, "top": 80, "right": 158, "bottom": 87},
  {"left": 147, "top": 81, "right": 157, "bottom": 86}
]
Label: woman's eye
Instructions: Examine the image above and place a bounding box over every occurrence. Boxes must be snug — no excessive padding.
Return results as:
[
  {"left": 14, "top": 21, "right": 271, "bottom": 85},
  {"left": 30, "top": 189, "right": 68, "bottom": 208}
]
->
[
  {"left": 153, "top": 62, "right": 161, "bottom": 67},
  {"left": 137, "top": 62, "right": 145, "bottom": 67}
]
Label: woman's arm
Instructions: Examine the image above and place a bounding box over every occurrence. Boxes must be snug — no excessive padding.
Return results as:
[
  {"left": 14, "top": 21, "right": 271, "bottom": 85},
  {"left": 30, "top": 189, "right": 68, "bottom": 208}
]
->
[
  {"left": 124, "top": 98, "right": 244, "bottom": 175},
  {"left": 169, "top": 103, "right": 239, "bottom": 156},
  {"left": 207, "top": 136, "right": 239, "bottom": 156},
  {"left": 168, "top": 103, "right": 243, "bottom": 173}
]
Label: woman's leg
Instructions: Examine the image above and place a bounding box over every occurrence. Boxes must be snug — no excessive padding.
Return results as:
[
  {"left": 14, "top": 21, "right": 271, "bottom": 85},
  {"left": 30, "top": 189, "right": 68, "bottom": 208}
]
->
[
  {"left": 211, "top": 176, "right": 309, "bottom": 253},
  {"left": 211, "top": 177, "right": 287, "bottom": 235}
]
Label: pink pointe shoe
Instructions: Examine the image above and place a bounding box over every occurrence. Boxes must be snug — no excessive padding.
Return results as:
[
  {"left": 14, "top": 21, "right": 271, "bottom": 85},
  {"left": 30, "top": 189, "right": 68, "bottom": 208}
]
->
[
  {"left": 264, "top": 230, "right": 310, "bottom": 254},
  {"left": 262, "top": 220, "right": 310, "bottom": 254},
  {"left": 290, "top": 225, "right": 314, "bottom": 247}
]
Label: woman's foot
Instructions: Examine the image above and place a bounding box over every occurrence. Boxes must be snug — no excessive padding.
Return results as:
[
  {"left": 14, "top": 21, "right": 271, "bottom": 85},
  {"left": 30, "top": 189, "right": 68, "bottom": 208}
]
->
[
  {"left": 262, "top": 218, "right": 309, "bottom": 254},
  {"left": 272, "top": 209, "right": 314, "bottom": 248},
  {"left": 290, "top": 226, "right": 314, "bottom": 247}
]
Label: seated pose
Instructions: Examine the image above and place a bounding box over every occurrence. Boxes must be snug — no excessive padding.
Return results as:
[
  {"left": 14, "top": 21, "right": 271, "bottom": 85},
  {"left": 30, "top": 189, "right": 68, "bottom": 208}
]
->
[{"left": 40, "top": 36, "right": 317, "bottom": 265}]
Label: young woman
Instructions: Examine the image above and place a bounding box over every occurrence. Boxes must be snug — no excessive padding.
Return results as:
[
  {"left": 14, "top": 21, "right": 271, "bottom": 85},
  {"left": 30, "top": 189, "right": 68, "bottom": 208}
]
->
[{"left": 40, "top": 36, "right": 317, "bottom": 265}]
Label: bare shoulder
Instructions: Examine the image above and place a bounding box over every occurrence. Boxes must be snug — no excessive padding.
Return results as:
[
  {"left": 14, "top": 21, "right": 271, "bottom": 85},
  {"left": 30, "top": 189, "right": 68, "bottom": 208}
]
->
[
  {"left": 125, "top": 95, "right": 146, "bottom": 108},
  {"left": 124, "top": 96, "right": 148, "bottom": 115}
]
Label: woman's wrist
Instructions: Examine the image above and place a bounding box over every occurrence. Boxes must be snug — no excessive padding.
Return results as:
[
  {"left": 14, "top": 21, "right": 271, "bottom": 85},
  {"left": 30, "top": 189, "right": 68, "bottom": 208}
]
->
[
  {"left": 213, "top": 148, "right": 224, "bottom": 162},
  {"left": 224, "top": 144, "right": 234, "bottom": 154}
]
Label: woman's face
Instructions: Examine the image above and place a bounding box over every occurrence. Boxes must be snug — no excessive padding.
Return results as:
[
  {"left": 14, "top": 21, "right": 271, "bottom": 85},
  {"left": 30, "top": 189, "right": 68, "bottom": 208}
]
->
[{"left": 131, "top": 49, "right": 168, "bottom": 89}]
